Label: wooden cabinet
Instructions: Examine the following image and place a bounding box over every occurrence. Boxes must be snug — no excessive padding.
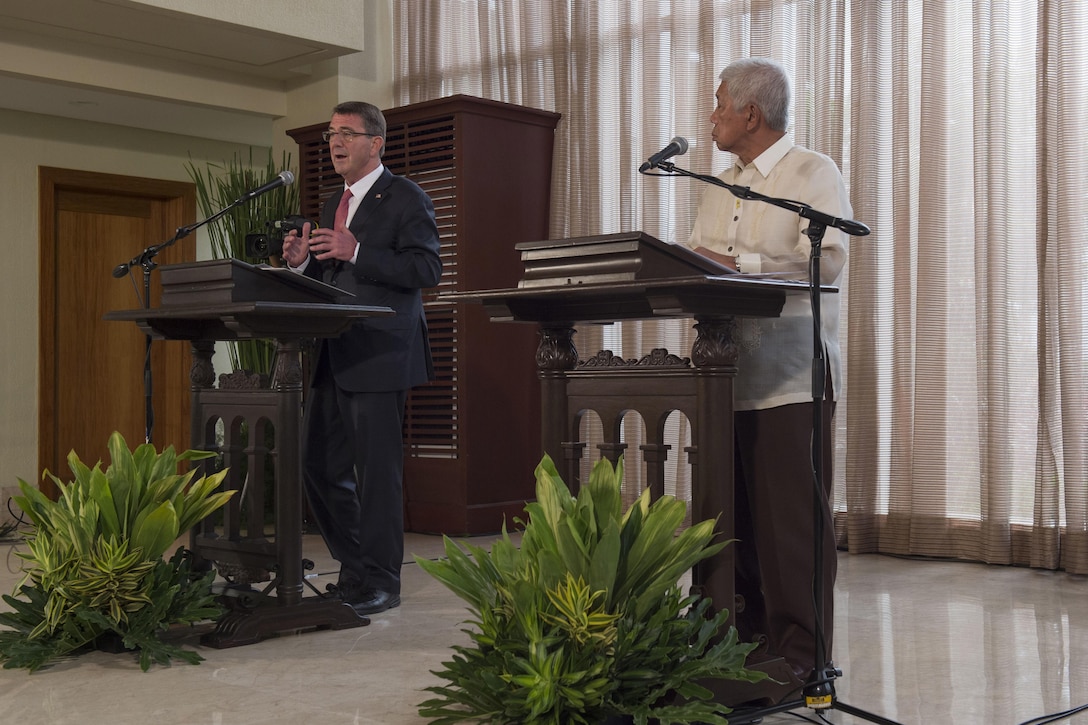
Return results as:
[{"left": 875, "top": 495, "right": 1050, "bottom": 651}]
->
[{"left": 288, "top": 95, "right": 561, "bottom": 534}]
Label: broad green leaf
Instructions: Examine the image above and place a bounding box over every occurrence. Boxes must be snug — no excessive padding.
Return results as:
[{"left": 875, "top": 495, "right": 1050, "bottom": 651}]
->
[
  {"left": 131, "top": 501, "right": 180, "bottom": 561},
  {"left": 141, "top": 443, "right": 180, "bottom": 486},
  {"left": 140, "top": 473, "right": 189, "bottom": 512},
  {"left": 174, "top": 470, "right": 233, "bottom": 532},
  {"left": 587, "top": 519, "right": 621, "bottom": 599},
  {"left": 13, "top": 479, "right": 54, "bottom": 530},
  {"left": 87, "top": 469, "right": 120, "bottom": 539}
]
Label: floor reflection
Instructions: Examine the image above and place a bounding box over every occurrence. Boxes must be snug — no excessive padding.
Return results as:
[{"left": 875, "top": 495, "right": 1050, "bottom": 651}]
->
[{"left": 1, "top": 534, "right": 1087, "bottom": 724}]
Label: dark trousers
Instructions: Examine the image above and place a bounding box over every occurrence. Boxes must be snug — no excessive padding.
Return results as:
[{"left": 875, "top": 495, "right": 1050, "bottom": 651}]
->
[
  {"left": 302, "top": 356, "right": 407, "bottom": 595},
  {"left": 732, "top": 396, "right": 837, "bottom": 675}
]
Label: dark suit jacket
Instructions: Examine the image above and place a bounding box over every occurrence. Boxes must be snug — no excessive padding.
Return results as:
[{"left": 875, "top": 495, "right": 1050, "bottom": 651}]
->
[{"left": 303, "top": 168, "right": 442, "bottom": 393}]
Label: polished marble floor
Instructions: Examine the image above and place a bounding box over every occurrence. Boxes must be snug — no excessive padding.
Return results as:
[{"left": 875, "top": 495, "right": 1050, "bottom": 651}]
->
[{"left": 1, "top": 531, "right": 1087, "bottom": 725}]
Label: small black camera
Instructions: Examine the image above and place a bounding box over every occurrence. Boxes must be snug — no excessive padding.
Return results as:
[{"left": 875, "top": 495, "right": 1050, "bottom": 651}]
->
[{"left": 244, "top": 215, "right": 315, "bottom": 258}]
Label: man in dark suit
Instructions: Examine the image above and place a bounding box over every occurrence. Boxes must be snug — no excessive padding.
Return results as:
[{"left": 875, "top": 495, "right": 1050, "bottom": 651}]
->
[{"left": 281, "top": 101, "right": 442, "bottom": 615}]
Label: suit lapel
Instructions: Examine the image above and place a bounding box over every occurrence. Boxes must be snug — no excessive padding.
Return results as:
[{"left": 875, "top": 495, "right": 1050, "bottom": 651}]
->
[
  {"left": 348, "top": 168, "right": 394, "bottom": 235},
  {"left": 331, "top": 169, "right": 394, "bottom": 285}
]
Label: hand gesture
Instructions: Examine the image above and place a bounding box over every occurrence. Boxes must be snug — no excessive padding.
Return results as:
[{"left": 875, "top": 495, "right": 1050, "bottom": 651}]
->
[
  {"left": 281, "top": 222, "right": 313, "bottom": 268},
  {"left": 308, "top": 220, "right": 357, "bottom": 263}
]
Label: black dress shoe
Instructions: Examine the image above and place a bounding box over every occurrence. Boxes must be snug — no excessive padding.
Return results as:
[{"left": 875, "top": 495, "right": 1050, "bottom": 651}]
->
[
  {"left": 328, "top": 577, "right": 365, "bottom": 601},
  {"left": 350, "top": 589, "right": 401, "bottom": 615}
]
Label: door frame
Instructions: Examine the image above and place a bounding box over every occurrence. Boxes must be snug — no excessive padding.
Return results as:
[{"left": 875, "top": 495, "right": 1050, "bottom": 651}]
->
[{"left": 38, "top": 166, "right": 196, "bottom": 496}]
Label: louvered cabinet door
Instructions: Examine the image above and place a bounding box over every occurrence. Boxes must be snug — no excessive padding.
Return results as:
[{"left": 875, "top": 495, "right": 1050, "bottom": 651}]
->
[{"left": 289, "top": 95, "right": 560, "bottom": 534}]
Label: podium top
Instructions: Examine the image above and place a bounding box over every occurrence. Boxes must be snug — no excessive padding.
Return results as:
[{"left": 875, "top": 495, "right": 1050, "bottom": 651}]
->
[
  {"left": 106, "top": 258, "right": 392, "bottom": 341},
  {"left": 159, "top": 258, "right": 353, "bottom": 307},
  {"left": 516, "top": 231, "right": 736, "bottom": 288},
  {"left": 105, "top": 301, "right": 393, "bottom": 341},
  {"left": 443, "top": 275, "right": 830, "bottom": 325},
  {"left": 440, "top": 230, "right": 836, "bottom": 325}
]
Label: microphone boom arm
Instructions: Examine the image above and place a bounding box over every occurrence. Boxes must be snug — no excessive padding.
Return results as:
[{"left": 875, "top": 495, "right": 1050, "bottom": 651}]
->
[
  {"left": 113, "top": 169, "right": 294, "bottom": 280},
  {"left": 112, "top": 193, "right": 246, "bottom": 280},
  {"left": 109, "top": 174, "right": 278, "bottom": 445},
  {"left": 652, "top": 160, "right": 871, "bottom": 238},
  {"left": 110, "top": 169, "right": 293, "bottom": 445}
]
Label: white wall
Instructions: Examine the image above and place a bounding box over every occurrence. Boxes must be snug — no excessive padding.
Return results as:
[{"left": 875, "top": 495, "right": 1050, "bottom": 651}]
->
[
  {"left": 130, "top": 0, "right": 370, "bottom": 52},
  {"left": 275, "top": 2, "right": 395, "bottom": 159}
]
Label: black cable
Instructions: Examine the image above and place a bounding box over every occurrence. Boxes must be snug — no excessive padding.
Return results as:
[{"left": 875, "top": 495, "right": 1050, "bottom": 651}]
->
[
  {"left": 781, "top": 709, "right": 832, "bottom": 724},
  {"left": 1, "top": 496, "right": 29, "bottom": 541},
  {"left": 5, "top": 495, "right": 27, "bottom": 524},
  {"left": 1018, "top": 703, "right": 1088, "bottom": 725}
]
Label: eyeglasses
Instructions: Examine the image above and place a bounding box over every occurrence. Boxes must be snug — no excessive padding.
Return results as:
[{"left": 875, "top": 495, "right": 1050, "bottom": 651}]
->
[{"left": 322, "top": 129, "right": 378, "bottom": 142}]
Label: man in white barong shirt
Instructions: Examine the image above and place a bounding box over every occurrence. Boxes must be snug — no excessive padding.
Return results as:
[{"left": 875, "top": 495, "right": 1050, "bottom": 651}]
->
[{"left": 685, "top": 56, "right": 851, "bottom": 696}]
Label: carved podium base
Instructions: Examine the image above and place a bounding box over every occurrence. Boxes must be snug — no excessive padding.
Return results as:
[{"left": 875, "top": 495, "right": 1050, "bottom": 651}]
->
[
  {"left": 440, "top": 232, "right": 812, "bottom": 713},
  {"left": 189, "top": 338, "right": 370, "bottom": 648},
  {"left": 203, "top": 596, "right": 368, "bottom": 649},
  {"left": 105, "top": 260, "right": 396, "bottom": 649}
]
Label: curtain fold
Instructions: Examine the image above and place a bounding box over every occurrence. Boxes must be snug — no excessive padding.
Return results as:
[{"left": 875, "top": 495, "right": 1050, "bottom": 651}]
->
[
  {"left": 394, "top": 0, "right": 1088, "bottom": 574},
  {"left": 1035, "top": 0, "right": 1088, "bottom": 573}
]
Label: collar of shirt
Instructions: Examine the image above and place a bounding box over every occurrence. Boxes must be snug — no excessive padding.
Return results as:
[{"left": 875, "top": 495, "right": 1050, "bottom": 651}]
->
[
  {"left": 734, "top": 134, "right": 794, "bottom": 178},
  {"left": 343, "top": 164, "right": 385, "bottom": 224}
]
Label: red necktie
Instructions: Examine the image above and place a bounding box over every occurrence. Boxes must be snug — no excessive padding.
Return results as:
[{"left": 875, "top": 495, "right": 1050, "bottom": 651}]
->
[
  {"left": 323, "top": 189, "right": 354, "bottom": 282},
  {"left": 334, "top": 188, "right": 353, "bottom": 228}
]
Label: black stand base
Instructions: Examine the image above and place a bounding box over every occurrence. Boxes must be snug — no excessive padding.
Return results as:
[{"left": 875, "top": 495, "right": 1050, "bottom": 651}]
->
[
  {"left": 728, "top": 665, "right": 903, "bottom": 725},
  {"left": 202, "top": 597, "right": 369, "bottom": 648}
]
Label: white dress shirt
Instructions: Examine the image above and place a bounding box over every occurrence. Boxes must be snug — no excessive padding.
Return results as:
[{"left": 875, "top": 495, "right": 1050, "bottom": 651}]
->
[
  {"left": 289, "top": 164, "right": 384, "bottom": 273},
  {"left": 686, "top": 135, "right": 851, "bottom": 411}
]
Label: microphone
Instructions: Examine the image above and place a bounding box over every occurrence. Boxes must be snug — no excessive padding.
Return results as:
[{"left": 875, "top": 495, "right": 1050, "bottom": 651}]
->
[
  {"left": 237, "top": 170, "right": 295, "bottom": 202},
  {"left": 838, "top": 218, "right": 872, "bottom": 237},
  {"left": 639, "top": 136, "right": 689, "bottom": 172}
]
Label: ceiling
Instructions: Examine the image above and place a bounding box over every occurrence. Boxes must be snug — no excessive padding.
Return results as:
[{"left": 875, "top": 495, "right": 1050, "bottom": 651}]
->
[{"left": 0, "top": 0, "right": 364, "bottom": 145}]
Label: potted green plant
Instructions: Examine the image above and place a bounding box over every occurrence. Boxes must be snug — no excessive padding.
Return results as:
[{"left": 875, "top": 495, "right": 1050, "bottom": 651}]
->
[
  {"left": 0, "top": 432, "right": 234, "bottom": 672},
  {"left": 417, "top": 455, "right": 765, "bottom": 725}
]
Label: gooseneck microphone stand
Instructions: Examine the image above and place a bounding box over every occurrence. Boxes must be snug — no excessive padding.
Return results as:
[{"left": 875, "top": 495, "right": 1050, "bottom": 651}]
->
[
  {"left": 111, "top": 190, "right": 261, "bottom": 445},
  {"left": 642, "top": 160, "right": 899, "bottom": 725}
]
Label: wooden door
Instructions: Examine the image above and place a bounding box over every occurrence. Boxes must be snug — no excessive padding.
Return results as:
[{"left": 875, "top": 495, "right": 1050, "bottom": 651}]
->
[{"left": 38, "top": 167, "right": 195, "bottom": 496}]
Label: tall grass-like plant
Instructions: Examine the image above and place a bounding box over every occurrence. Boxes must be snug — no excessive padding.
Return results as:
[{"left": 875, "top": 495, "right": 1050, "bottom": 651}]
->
[
  {"left": 0, "top": 432, "right": 234, "bottom": 672},
  {"left": 185, "top": 148, "right": 300, "bottom": 375},
  {"left": 417, "top": 455, "right": 764, "bottom": 725}
]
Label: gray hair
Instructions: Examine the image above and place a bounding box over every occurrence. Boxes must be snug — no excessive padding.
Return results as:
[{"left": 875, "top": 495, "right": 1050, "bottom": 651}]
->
[
  {"left": 719, "top": 58, "right": 791, "bottom": 132},
  {"left": 332, "top": 101, "right": 387, "bottom": 156}
]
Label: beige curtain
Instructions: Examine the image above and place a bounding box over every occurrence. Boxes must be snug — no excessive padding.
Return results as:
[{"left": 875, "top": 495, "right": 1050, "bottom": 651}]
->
[
  {"left": 394, "top": 0, "right": 1088, "bottom": 574},
  {"left": 845, "top": 1, "right": 1088, "bottom": 574}
]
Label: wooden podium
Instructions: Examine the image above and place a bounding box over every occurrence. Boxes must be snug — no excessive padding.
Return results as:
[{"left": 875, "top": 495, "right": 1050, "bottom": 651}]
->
[
  {"left": 106, "top": 259, "right": 394, "bottom": 647},
  {"left": 443, "top": 231, "right": 828, "bottom": 698}
]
